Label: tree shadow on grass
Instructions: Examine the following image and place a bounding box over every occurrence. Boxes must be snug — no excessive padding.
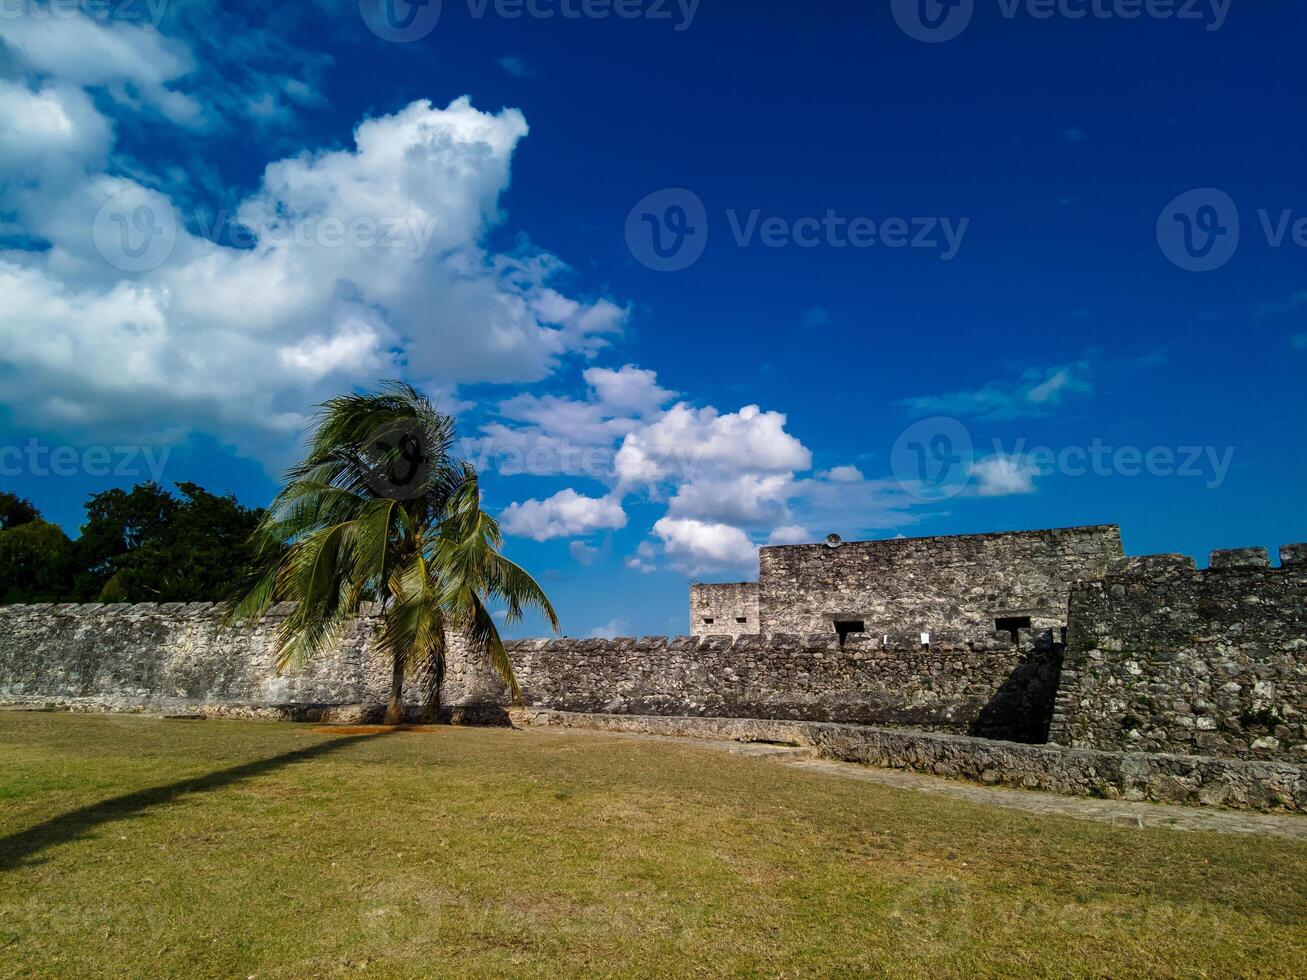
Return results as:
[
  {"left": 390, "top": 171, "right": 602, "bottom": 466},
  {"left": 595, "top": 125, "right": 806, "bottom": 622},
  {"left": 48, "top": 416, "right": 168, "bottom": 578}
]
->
[{"left": 0, "top": 731, "right": 386, "bottom": 871}]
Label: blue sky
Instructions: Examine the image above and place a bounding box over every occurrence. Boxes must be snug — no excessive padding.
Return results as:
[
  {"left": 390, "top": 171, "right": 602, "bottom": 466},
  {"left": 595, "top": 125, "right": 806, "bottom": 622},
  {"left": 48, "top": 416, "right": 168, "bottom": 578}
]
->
[{"left": 1, "top": 0, "right": 1304, "bottom": 637}]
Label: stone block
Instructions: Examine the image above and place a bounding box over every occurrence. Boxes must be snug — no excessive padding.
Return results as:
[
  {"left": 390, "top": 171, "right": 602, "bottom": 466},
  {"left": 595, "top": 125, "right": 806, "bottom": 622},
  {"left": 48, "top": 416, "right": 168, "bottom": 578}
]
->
[
  {"left": 1209, "top": 547, "right": 1270, "bottom": 570},
  {"left": 1114, "top": 554, "right": 1199, "bottom": 577},
  {"left": 1280, "top": 543, "right": 1307, "bottom": 566}
]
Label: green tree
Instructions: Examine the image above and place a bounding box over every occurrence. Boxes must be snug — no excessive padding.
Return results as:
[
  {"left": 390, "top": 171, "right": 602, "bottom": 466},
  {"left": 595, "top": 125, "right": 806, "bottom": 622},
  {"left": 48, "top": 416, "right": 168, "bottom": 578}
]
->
[
  {"left": 73, "top": 482, "right": 178, "bottom": 599},
  {"left": 229, "top": 382, "right": 558, "bottom": 724},
  {"left": 75, "top": 482, "right": 263, "bottom": 601},
  {"left": 0, "top": 491, "right": 40, "bottom": 531},
  {"left": 0, "top": 519, "right": 76, "bottom": 602}
]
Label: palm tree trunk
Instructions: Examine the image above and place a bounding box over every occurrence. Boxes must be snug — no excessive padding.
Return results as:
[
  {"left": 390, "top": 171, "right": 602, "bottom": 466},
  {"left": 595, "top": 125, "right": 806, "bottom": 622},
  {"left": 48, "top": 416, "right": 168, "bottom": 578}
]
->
[
  {"left": 422, "top": 651, "right": 445, "bottom": 724},
  {"left": 384, "top": 652, "right": 405, "bottom": 725}
]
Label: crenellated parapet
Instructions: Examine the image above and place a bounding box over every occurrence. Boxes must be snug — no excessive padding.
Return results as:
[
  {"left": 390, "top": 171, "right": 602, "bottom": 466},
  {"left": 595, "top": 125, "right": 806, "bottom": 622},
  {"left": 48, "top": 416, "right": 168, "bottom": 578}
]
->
[
  {"left": 504, "top": 627, "right": 1054, "bottom": 657},
  {"left": 1050, "top": 543, "right": 1307, "bottom": 762}
]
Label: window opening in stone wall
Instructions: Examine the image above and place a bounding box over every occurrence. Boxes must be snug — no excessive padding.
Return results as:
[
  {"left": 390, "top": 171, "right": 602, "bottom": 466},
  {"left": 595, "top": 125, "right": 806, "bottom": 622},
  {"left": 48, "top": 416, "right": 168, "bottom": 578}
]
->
[
  {"left": 703, "top": 617, "right": 714, "bottom": 625},
  {"left": 834, "top": 620, "right": 865, "bottom": 646},
  {"left": 995, "top": 616, "right": 1032, "bottom": 642},
  {"left": 735, "top": 616, "right": 747, "bottom": 624}
]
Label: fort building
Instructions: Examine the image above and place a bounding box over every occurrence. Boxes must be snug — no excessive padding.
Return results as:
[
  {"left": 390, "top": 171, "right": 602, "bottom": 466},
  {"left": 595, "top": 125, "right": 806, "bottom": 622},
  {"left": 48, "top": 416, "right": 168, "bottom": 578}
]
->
[{"left": 691, "top": 525, "right": 1124, "bottom": 640}]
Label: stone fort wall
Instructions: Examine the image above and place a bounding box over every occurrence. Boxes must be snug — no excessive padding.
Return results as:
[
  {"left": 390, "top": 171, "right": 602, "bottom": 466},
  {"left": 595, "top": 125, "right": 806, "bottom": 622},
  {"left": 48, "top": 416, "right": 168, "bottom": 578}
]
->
[
  {"left": 755, "top": 525, "right": 1123, "bottom": 636},
  {"left": 496, "top": 629, "right": 1063, "bottom": 743},
  {"left": 0, "top": 601, "right": 397, "bottom": 718},
  {"left": 528, "top": 709, "right": 1307, "bottom": 813},
  {"left": 1, "top": 530, "right": 1303, "bottom": 770},
  {"left": 1049, "top": 545, "right": 1307, "bottom": 763},
  {"left": 0, "top": 602, "right": 1061, "bottom": 743}
]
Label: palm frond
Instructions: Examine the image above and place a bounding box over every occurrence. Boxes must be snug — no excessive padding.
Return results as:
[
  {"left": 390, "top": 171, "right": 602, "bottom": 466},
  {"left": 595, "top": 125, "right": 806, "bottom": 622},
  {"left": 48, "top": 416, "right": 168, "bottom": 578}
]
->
[
  {"left": 461, "top": 591, "right": 522, "bottom": 703},
  {"left": 269, "top": 521, "right": 356, "bottom": 671},
  {"left": 224, "top": 561, "right": 279, "bottom": 625},
  {"left": 481, "top": 552, "right": 559, "bottom": 631}
]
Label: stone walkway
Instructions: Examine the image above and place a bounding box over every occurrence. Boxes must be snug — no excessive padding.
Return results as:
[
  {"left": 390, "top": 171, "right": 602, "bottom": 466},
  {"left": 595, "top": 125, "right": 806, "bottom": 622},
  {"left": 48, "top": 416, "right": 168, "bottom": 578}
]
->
[{"left": 524, "top": 725, "right": 1307, "bottom": 842}]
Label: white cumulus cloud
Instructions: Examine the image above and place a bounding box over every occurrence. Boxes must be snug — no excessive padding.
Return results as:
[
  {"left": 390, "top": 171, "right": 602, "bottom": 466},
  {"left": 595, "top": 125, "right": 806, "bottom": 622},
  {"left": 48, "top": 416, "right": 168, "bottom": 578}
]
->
[
  {"left": 614, "top": 403, "right": 811, "bottom": 488},
  {"left": 0, "top": 13, "right": 202, "bottom": 125},
  {"left": 586, "top": 618, "right": 626, "bottom": 639},
  {"left": 0, "top": 86, "right": 627, "bottom": 454},
  {"left": 583, "top": 363, "right": 676, "bottom": 416},
  {"left": 568, "top": 540, "right": 600, "bottom": 565},
  {"left": 665, "top": 472, "right": 795, "bottom": 526},
  {"left": 480, "top": 361, "right": 931, "bottom": 571},
  {"left": 819, "top": 465, "right": 864, "bottom": 483},
  {"left": 652, "top": 517, "right": 759, "bottom": 574},
  {"left": 970, "top": 454, "right": 1040, "bottom": 496},
  {"left": 501, "top": 489, "right": 627, "bottom": 541}
]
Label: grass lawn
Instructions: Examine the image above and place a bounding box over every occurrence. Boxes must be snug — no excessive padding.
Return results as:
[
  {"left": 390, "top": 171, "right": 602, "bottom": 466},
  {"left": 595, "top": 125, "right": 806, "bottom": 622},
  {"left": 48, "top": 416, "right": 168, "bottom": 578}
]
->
[{"left": 1, "top": 713, "right": 1305, "bottom": 978}]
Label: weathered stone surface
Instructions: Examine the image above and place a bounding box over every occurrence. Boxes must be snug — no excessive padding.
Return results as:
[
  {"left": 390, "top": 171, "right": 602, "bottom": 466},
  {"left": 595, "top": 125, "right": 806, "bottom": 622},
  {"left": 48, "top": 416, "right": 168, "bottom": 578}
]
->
[
  {"left": 0, "top": 602, "right": 437, "bottom": 718},
  {"left": 485, "top": 627, "right": 1063, "bottom": 742},
  {"left": 689, "top": 582, "right": 759, "bottom": 637},
  {"left": 1049, "top": 549, "right": 1307, "bottom": 762},
  {"left": 755, "top": 524, "right": 1123, "bottom": 636},
  {"left": 525, "top": 709, "right": 1307, "bottom": 814},
  {"left": 1209, "top": 547, "right": 1270, "bottom": 569}
]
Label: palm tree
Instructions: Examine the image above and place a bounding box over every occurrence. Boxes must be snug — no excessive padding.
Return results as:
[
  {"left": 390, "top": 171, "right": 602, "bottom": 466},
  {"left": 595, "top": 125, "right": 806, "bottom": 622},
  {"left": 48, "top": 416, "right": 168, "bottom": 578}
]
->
[{"left": 229, "top": 382, "right": 558, "bottom": 724}]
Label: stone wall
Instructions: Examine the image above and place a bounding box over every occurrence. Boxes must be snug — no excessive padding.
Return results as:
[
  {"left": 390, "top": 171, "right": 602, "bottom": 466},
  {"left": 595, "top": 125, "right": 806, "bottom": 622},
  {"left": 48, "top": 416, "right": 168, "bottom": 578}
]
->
[
  {"left": 0, "top": 603, "right": 1059, "bottom": 740},
  {"left": 1049, "top": 546, "right": 1307, "bottom": 763},
  {"left": 0, "top": 601, "right": 430, "bottom": 721},
  {"left": 689, "top": 582, "right": 760, "bottom": 637},
  {"left": 757, "top": 525, "right": 1123, "bottom": 637},
  {"left": 497, "top": 628, "right": 1063, "bottom": 742}
]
